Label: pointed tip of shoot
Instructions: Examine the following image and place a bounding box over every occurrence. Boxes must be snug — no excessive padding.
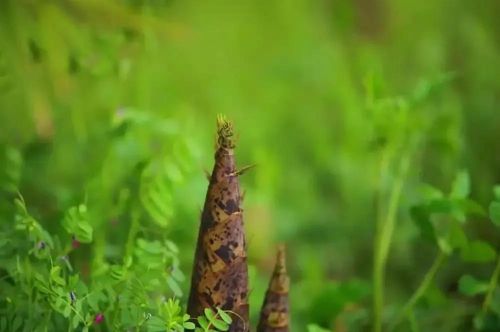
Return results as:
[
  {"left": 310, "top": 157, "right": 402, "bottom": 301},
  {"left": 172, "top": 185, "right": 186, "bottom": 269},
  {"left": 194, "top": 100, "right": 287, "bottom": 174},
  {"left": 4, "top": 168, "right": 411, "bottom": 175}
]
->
[
  {"left": 275, "top": 244, "right": 287, "bottom": 274},
  {"left": 216, "top": 114, "right": 235, "bottom": 149}
]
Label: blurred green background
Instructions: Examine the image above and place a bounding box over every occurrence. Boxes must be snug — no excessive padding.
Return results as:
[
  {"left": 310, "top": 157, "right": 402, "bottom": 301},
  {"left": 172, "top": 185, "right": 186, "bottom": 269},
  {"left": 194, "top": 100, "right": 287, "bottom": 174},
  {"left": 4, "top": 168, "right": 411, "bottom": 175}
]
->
[{"left": 0, "top": 0, "right": 499, "bottom": 331}]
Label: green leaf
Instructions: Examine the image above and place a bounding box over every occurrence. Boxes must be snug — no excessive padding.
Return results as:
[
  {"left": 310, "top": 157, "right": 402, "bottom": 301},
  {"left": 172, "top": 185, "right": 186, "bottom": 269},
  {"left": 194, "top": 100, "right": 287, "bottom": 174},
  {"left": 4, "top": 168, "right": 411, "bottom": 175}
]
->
[
  {"left": 307, "top": 324, "right": 330, "bottom": 332},
  {"left": 184, "top": 321, "right": 196, "bottom": 329},
  {"left": 164, "top": 298, "right": 182, "bottom": 318},
  {"left": 448, "top": 221, "right": 468, "bottom": 250},
  {"left": 68, "top": 274, "right": 80, "bottom": 288},
  {"left": 140, "top": 160, "right": 174, "bottom": 228},
  {"left": 11, "top": 316, "right": 22, "bottom": 331},
  {"left": 458, "top": 275, "right": 489, "bottom": 296},
  {"left": 216, "top": 309, "right": 232, "bottom": 325},
  {"left": 72, "top": 314, "right": 80, "bottom": 329},
  {"left": 0, "top": 146, "right": 22, "bottom": 193},
  {"left": 62, "top": 204, "right": 93, "bottom": 243},
  {"left": 211, "top": 319, "right": 229, "bottom": 331},
  {"left": 166, "top": 276, "right": 183, "bottom": 297},
  {"left": 164, "top": 162, "right": 184, "bottom": 183},
  {"left": 410, "top": 205, "right": 436, "bottom": 242},
  {"left": 204, "top": 308, "right": 216, "bottom": 322},
  {"left": 137, "top": 238, "right": 165, "bottom": 255},
  {"left": 87, "top": 292, "right": 100, "bottom": 312},
  {"left": 146, "top": 316, "right": 166, "bottom": 332},
  {"left": 165, "top": 240, "right": 179, "bottom": 254},
  {"left": 170, "top": 266, "right": 185, "bottom": 282},
  {"left": 124, "top": 255, "right": 133, "bottom": 268},
  {"left": 418, "top": 184, "right": 444, "bottom": 201},
  {"left": 451, "top": 170, "right": 470, "bottom": 199},
  {"left": 494, "top": 185, "right": 500, "bottom": 201},
  {"left": 461, "top": 241, "right": 497, "bottom": 263},
  {"left": 50, "top": 266, "right": 66, "bottom": 286},
  {"left": 198, "top": 316, "right": 209, "bottom": 330},
  {"left": 456, "top": 199, "right": 487, "bottom": 217},
  {"left": 110, "top": 265, "right": 126, "bottom": 281},
  {"left": 490, "top": 289, "right": 500, "bottom": 316},
  {"left": 473, "top": 312, "right": 487, "bottom": 330},
  {"left": 62, "top": 304, "right": 72, "bottom": 318},
  {"left": 451, "top": 206, "right": 466, "bottom": 224},
  {"left": 489, "top": 201, "right": 500, "bottom": 226},
  {"left": 427, "top": 199, "right": 453, "bottom": 214},
  {"left": 437, "top": 237, "right": 453, "bottom": 255}
]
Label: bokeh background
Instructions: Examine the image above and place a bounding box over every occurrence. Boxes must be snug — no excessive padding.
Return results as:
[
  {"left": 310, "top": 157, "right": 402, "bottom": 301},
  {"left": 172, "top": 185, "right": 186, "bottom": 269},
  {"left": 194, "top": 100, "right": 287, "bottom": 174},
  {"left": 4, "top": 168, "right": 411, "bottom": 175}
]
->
[{"left": 0, "top": 0, "right": 499, "bottom": 331}]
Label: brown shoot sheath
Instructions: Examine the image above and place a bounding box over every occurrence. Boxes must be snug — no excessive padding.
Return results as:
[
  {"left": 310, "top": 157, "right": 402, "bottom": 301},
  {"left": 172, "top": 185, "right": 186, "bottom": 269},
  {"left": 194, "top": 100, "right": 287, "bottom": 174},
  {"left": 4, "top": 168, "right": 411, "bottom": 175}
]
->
[
  {"left": 257, "top": 245, "right": 290, "bottom": 332},
  {"left": 187, "top": 115, "right": 249, "bottom": 331}
]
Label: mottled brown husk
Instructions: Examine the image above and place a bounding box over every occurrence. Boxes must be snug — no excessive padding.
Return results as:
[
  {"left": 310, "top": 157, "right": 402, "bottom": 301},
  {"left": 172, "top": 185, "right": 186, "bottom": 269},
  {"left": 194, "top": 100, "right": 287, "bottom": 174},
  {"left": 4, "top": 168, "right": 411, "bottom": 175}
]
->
[
  {"left": 187, "top": 116, "right": 249, "bottom": 331},
  {"left": 257, "top": 246, "right": 290, "bottom": 332}
]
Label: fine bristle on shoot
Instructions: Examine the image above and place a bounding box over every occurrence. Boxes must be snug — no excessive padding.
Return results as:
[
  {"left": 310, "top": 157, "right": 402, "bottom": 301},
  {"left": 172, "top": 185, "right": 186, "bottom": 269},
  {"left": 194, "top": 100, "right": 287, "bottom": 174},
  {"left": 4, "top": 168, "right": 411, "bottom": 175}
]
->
[{"left": 216, "top": 114, "right": 235, "bottom": 149}]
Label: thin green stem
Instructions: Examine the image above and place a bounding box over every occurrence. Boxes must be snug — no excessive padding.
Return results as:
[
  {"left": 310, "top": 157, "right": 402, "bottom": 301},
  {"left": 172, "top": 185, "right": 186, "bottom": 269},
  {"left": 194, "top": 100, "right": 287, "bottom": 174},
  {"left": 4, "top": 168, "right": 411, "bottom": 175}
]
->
[
  {"left": 206, "top": 312, "right": 220, "bottom": 331},
  {"left": 64, "top": 299, "right": 85, "bottom": 322},
  {"left": 407, "top": 308, "right": 420, "bottom": 332},
  {"left": 226, "top": 309, "right": 245, "bottom": 330},
  {"left": 27, "top": 259, "right": 33, "bottom": 328},
  {"left": 482, "top": 255, "right": 500, "bottom": 313},
  {"left": 125, "top": 209, "right": 141, "bottom": 260},
  {"left": 391, "top": 251, "right": 447, "bottom": 330},
  {"left": 44, "top": 309, "right": 52, "bottom": 332},
  {"left": 373, "top": 150, "right": 390, "bottom": 332},
  {"left": 373, "top": 154, "right": 410, "bottom": 332}
]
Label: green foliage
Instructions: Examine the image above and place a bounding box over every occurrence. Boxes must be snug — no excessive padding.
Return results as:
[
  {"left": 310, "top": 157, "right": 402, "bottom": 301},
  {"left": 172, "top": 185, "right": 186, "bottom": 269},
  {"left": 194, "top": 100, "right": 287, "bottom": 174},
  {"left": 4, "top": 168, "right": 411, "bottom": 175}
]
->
[
  {"left": 0, "top": 145, "right": 22, "bottom": 194},
  {"left": 461, "top": 241, "right": 497, "bottom": 263},
  {"left": 489, "top": 202, "right": 500, "bottom": 227},
  {"left": 195, "top": 308, "right": 233, "bottom": 332},
  {"left": 307, "top": 324, "right": 331, "bottom": 332},
  {"left": 458, "top": 275, "right": 489, "bottom": 296},
  {"left": 0, "top": 108, "right": 199, "bottom": 330},
  {"left": 0, "top": 194, "right": 190, "bottom": 331},
  {"left": 148, "top": 305, "right": 233, "bottom": 332},
  {"left": 147, "top": 299, "right": 193, "bottom": 332},
  {"left": 390, "top": 175, "right": 500, "bottom": 330},
  {"left": 308, "top": 278, "right": 370, "bottom": 327},
  {"left": 410, "top": 171, "right": 488, "bottom": 257},
  {"left": 62, "top": 204, "right": 93, "bottom": 243},
  {"left": 494, "top": 187, "right": 500, "bottom": 202}
]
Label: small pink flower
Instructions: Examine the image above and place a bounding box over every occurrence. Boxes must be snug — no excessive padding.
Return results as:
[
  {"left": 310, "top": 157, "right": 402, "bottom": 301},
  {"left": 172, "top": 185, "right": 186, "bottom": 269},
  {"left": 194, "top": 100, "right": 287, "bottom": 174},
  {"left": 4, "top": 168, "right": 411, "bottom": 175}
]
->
[{"left": 94, "top": 313, "right": 104, "bottom": 324}]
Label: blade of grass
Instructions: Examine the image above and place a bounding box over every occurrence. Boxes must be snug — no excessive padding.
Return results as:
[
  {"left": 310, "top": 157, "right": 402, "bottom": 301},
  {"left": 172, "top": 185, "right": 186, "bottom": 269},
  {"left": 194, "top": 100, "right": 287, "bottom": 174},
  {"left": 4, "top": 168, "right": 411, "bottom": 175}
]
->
[
  {"left": 390, "top": 250, "right": 447, "bottom": 330},
  {"left": 373, "top": 153, "right": 410, "bottom": 332},
  {"left": 482, "top": 255, "right": 500, "bottom": 313}
]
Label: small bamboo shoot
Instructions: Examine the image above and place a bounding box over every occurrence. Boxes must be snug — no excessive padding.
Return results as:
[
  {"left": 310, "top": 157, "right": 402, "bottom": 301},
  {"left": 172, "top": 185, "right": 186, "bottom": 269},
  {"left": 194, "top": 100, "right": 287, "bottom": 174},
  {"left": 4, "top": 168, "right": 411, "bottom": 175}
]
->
[
  {"left": 187, "top": 115, "right": 249, "bottom": 332},
  {"left": 257, "top": 245, "right": 290, "bottom": 332}
]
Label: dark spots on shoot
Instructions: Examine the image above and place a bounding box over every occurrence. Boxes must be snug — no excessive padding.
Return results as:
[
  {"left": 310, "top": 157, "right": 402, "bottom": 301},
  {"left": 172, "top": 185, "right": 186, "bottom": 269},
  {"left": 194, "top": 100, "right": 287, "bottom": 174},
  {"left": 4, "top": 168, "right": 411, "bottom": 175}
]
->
[
  {"left": 223, "top": 296, "right": 235, "bottom": 310},
  {"left": 216, "top": 199, "right": 226, "bottom": 211},
  {"left": 215, "top": 245, "right": 233, "bottom": 264},
  {"left": 214, "top": 279, "right": 222, "bottom": 292},
  {"left": 225, "top": 199, "right": 238, "bottom": 214}
]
